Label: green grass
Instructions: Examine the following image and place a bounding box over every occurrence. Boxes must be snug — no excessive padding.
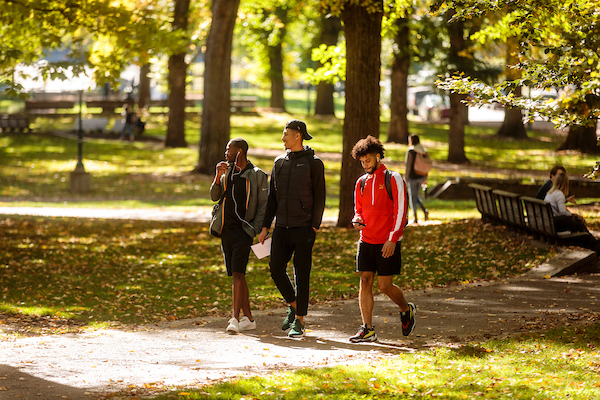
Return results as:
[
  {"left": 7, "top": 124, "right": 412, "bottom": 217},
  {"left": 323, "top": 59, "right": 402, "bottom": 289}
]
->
[
  {"left": 154, "top": 323, "right": 600, "bottom": 399},
  {"left": 1, "top": 109, "right": 598, "bottom": 211},
  {"left": 0, "top": 215, "right": 554, "bottom": 328}
]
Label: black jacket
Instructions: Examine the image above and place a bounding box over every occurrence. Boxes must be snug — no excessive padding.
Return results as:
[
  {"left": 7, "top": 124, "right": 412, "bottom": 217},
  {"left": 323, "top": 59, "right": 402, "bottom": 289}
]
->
[{"left": 262, "top": 146, "right": 326, "bottom": 229}]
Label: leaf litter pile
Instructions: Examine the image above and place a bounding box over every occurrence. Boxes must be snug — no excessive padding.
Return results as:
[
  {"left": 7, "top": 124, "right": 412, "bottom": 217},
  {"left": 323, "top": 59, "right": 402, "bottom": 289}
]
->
[{"left": 0, "top": 215, "right": 554, "bottom": 339}]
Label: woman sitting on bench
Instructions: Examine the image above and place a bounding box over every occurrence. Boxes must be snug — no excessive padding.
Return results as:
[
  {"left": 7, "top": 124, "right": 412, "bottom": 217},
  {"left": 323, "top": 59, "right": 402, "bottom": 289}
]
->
[{"left": 544, "top": 171, "right": 600, "bottom": 253}]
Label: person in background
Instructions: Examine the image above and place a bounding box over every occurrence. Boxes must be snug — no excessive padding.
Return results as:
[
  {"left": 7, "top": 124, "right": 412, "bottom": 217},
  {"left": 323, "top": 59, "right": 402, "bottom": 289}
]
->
[
  {"left": 120, "top": 104, "right": 136, "bottom": 141},
  {"left": 349, "top": 135, "right": 416, "bottom": 343},
  {"left": 258, "top": 119, "right": 326, "bottom": 338},
  {"left": 544, "top": 171, "right": 599, "bottom": 253},
  {"left": 404, "top": 134, "right": 429, "bottom": 224},
  {"left": 210, "top": 138, "right": 269, "bottom": 333},
  {"left": 535, "top": 165, "right": 575, "bottom": 204}
]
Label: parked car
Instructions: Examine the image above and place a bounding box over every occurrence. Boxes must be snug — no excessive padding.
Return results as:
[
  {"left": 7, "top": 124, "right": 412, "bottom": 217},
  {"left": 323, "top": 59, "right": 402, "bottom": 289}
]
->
[{"left": 417, "top": 93, "right": 450, "bottom": 121}]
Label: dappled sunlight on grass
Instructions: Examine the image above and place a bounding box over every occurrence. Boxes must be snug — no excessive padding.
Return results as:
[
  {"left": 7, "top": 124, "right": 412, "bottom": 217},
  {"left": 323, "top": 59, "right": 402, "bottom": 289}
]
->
[
  {"left": 161, "top": 323, "right": 600, "bottom": 399},
  {"left": 0, "top": 215, "right": 554, "bottom": 330}
]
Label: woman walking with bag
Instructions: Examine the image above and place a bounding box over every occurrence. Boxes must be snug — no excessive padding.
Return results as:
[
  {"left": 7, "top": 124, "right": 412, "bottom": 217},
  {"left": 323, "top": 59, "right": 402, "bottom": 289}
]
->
[{"left": 404, "top": 134, "right": 431, "bottom": 224}]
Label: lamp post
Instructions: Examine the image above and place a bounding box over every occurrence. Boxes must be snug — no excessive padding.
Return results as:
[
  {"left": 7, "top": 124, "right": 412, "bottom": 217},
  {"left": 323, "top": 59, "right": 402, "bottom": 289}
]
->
[{"left": 69, "top": 88, "right": 91, "bottom": 192}]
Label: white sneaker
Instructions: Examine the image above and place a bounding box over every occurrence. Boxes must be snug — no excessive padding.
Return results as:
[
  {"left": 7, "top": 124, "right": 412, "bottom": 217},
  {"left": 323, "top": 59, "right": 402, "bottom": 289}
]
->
[
  {"left": 238, "top": 316, "right": 256, "bottom": 331},
  {"left": 226, "top": 317, "right": 239, "bottom": 333}
]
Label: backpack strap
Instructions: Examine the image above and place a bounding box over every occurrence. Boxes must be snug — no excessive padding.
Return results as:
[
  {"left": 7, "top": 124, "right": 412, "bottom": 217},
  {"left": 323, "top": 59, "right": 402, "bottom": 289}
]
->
[
  {"left": 359, "top": 174, "right": 367, "bottom": 195},
  {"left": 359, "top": 170, "right": 393, "bottom": 201},
  {"left": 384, "top": 169, "right": 393, "bottom": 201}
]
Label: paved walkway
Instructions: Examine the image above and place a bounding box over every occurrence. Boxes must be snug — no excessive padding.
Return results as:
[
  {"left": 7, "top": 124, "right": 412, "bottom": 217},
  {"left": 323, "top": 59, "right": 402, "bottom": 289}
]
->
[
  {"left": 1, "top": 207, "right": 599, "bottom": 399},
  {"left": 2, "top": 273, "right": 600, "bottom": 399}
]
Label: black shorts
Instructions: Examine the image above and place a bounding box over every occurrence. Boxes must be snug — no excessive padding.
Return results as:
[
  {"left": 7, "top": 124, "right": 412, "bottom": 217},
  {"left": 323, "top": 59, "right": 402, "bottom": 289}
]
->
[
  {"left": 220, "top": 226, "right": 253, "bottom": 276},
  {"left": 356, "top": 240, "right": 402, "bottom": 276}
]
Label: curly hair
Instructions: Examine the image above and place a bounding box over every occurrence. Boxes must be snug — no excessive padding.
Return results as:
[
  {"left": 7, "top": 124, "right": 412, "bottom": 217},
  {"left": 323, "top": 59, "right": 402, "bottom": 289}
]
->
[{"left": 351, "top": 135, "right": 385, "bottom": 160}]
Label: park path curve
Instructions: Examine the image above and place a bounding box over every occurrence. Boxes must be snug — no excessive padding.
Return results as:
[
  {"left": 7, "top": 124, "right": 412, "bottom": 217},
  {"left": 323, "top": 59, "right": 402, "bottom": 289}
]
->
[{"left": 2, "top": 273, "right": 600, "bottom": 399}]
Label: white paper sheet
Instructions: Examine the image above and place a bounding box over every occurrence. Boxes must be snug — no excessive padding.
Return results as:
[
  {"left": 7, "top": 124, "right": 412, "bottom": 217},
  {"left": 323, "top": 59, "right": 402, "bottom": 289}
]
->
[{"left": 251, "top": 237, "right": 272, "bottom": 259}]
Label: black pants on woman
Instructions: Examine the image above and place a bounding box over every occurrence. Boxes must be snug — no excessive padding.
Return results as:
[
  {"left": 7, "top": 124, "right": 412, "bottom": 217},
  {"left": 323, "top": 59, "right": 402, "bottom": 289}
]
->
[
  {"left": 554, "top": 215, "right": 599, "bottom": 251},
  {"left": 269, "top": 226, "right": 316, "bottom": 316}
]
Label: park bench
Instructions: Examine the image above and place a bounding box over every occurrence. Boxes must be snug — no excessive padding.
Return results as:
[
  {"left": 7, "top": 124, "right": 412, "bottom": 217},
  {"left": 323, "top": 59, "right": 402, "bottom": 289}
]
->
[
  {"left": 25, "top": 100, "right": 76, "bottom": 115},
  {"left": 469, "top": 183, "right": 499, "bottom": 223},
  {"left": 73, "top": 117, "right": 108, "bottom": 132},
  {"left": 493, "top": 189, "right": 527, "bottom": 232},
  {"left": 520, "top": 196, "right": 591, "bottom": 245},
  {"left": 0, "top": 114, "right": 30, "bottom": 133},
  {"left": 231, "top": 96, "right": 258, "bottom": 112},
  {"left": 85, "top": 100, "right": 123, "bottom": 114}
]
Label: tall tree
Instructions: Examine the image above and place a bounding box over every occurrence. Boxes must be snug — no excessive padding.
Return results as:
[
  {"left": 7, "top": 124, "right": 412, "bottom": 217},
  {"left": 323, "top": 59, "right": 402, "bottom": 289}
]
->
[
  {"left": 165, "top": 0, "right": 191, "bottom": 148},
  {"left": 267, "top": 6, "right": 288, "bottom": 111},
  {"left": 337, "top": 2, "right": 384, "bottom": 227},
  {"left": 495, "top": 36, "right": 527, "bottom": 139},
  {"left": 138, "top": 63, "right": 151, "bottom": 110},
  {"left": 239, "top": 2, "right": 294, "bottom": 112},
  {"left": 439, "top": 0, "right": 600, "bottom": 154},
  {"left": 0, "top": 0, "right": 131, "bottom": 93},
  {"left": 386, "top": 12, "right": 411, "bottom": 143},
  {"left": 313, "top": 14, "right": 341, "bottom": 116},
  {"left": 195, "top": 0, "right": 240, "bottom": 174},
  {"left": 445, "top": 9, "right": 469, "bottom": 163},
  {"left": 559, "top": 120, "right": 599, "bottom": 152}
]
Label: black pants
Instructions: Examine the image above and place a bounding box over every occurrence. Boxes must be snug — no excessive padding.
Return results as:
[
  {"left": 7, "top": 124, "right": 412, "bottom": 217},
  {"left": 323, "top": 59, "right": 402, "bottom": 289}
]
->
[
  {"left": 554, "top": 215, "right": 599, "bottom": 250},
  {"left": 269, "top": 226, "right": 316, "bottom": 316}
]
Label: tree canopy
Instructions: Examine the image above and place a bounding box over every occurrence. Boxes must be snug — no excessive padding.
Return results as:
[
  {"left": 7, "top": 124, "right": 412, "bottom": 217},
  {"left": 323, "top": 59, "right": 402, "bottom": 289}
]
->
[{"left": 437, "top": 0, "right": 600, "bottom": 130}]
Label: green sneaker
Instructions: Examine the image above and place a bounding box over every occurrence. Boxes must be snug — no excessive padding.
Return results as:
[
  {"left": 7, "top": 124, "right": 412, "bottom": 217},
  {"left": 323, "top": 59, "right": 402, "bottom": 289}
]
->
[
  {"left": 401, "top": 302, "right": 416, "bottom": 336},
  {"left": 349, "top": 324, "right": 378, "bottom": 343},
  {"left": 282, "top": 306, "right": 296, "bottom": 330},
  {"left": 288, "top": 318, "right": 305, "bottom": 338}
]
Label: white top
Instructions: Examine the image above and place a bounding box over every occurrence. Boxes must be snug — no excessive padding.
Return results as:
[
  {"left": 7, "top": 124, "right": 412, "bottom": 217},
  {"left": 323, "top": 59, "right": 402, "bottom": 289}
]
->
[{"left": 544, "top": 190, "right": 572, "bottom": 217}]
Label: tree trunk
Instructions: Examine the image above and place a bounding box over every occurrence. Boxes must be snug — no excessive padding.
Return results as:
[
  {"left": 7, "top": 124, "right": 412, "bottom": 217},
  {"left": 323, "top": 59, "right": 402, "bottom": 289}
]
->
[
  {"left": 559, "top": 120, "right": 600, "bottom": 153},
  {"left": 448, "top": 92, "right": 469, "bottom": 163},
  {"left": 195, "top": 0, "right": 240, "bottom": 174},
  {"left": 386, "top": 14, "right": 410, "bottom": 144},
  {"left": 446, "top": 10, "right": 469, "bottom": 163},
  {"left": 497, "top": 103, "right": 527, "bottom": 139},
  {"left": 138, "top": 63, "right": 151, "bottom": 110},
  {"left": 337, "top": 3, "right": 383, "bottom": 228},
  {"left": 497, "top": 38, "right": 527, "bottom": 139},
  {"left": 269, "top": 43, "right": 286, "bottom": 111},
  {"left": 165, "top": 0, "right": 191, "bottom": 148},
  {"left": 268, "top": 7, "right": 287, "bottom": 112},
  {"left": 314, "top": 15, "right": 341, "bottom": 116}
]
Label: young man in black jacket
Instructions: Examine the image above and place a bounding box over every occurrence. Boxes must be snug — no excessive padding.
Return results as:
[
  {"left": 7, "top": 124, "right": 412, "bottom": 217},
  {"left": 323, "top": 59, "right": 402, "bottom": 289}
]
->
[{"left": 258, "top": 119, "right": 326, "bottom": 337}]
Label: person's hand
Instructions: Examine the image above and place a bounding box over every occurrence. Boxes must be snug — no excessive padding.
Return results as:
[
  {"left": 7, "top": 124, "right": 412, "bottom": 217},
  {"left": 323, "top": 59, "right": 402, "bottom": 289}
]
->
[
  {"left": 381, "top": 241, "right": 396, "bottom": 258},
  {"left": 214, "top": 161, "right": 228, "bottom": 184},
  {"left": 352, "top": 217, "right": 366, "bottom": 230},
  {"left": 258, "top": 227, "right": 269, "bottom": 244},
  {"left": 567, "top": 195, "right": 577, "bottom": 205}
]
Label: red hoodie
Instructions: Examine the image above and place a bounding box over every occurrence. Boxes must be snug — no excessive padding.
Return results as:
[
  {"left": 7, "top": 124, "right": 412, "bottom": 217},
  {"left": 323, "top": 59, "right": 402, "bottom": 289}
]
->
[{"left": 354, "top": 164, "right": 408, "bottom": 245}]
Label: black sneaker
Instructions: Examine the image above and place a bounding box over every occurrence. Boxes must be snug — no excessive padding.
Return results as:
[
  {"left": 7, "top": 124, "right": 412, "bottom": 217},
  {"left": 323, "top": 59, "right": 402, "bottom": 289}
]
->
[
  {"left": 282, "top": 306, "right": 296, "bottom": 330},
  {"left": 401, "top": 303, "right": 416, "bottom": 336},
  {"left": 349, "top": 324, "right": 378, "bottom": 343}
]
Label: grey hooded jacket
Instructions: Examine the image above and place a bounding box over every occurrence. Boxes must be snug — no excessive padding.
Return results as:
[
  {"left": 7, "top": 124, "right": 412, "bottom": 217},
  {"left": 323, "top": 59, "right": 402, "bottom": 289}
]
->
[{"left": 210, "top": 161, "right": 268, "bottom": 238}]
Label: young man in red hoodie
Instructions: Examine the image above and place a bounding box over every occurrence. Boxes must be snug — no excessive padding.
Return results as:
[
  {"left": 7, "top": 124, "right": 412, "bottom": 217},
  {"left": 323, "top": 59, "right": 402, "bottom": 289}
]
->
[{"left": 349, "top": 135, "right": 416, "bottom": 342}]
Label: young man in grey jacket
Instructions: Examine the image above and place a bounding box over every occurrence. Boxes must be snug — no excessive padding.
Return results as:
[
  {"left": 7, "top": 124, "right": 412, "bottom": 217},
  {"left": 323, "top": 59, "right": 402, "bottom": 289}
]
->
[{"left": 210, "top": 138, "right": 268, "bottom": 333}]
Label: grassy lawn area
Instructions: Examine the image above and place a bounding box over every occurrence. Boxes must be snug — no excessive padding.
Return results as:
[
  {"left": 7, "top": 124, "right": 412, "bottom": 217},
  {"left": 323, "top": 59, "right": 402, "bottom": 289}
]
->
[
  {"left": 1, "top": 93, "right": 599, "bottom": 398},
  {"left": 1, "top": 104, "right": 598, "bottom": 211},
  {"left": 0, "top": 215, "right": 554, "bottom": 330},
  {"left": 153, "top": 323, "right": 600, "bottom": 399}
]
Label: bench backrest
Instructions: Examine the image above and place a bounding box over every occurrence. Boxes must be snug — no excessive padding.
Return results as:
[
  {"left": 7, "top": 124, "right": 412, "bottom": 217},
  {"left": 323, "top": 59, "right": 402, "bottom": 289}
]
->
[
  {"left": 521, "top": 196, "right": 557, "bottom": 237},
  {"left": 469, "top": 183, "right": 498, "bottom": 221},
  {"left": 493, "top": 190, "right": 526, "bottom": 228}
]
